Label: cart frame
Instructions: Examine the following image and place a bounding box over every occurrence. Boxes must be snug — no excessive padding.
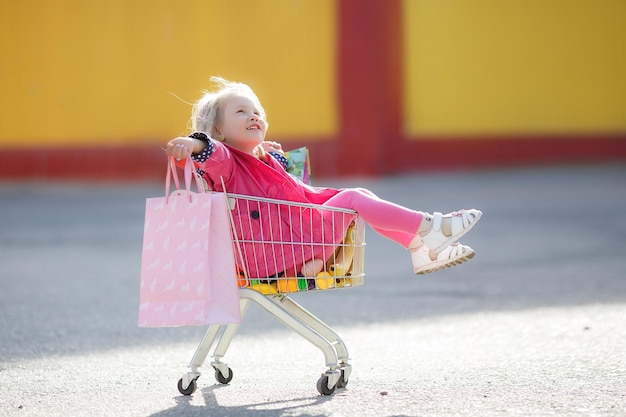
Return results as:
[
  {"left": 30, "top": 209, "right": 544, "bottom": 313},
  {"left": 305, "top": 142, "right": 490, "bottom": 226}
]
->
[{"left": 177, "top": 192, "right": 365, "bottom": 396}]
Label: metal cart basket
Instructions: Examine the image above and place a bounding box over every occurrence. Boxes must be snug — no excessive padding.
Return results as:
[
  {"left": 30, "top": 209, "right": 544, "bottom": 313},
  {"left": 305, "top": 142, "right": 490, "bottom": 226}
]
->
[{"left": 177, "top": 192, "right": 366, "bottom": 396}]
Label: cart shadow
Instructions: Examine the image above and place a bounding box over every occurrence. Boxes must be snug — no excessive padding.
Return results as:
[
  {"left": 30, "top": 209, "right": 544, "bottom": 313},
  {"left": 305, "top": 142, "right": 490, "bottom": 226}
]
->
[{"left": 147, "top": 384, "right": 333, "bottom": 417}]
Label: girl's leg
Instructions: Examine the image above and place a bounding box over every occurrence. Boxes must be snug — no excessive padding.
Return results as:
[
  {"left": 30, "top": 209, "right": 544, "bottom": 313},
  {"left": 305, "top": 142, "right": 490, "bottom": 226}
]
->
[
  {"left": 323, "top": 188, "right": 422, "bottom": 248},
  {"left": 323, "top": 188, "right": 482, "bottom": 275}
]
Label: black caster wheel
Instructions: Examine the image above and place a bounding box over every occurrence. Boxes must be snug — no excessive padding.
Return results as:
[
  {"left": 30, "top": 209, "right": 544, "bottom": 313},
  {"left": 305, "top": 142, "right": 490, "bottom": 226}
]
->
[
  {"left": 336, "top": 369, "right": 349, "bottom": 388},
  {"left": 316, "top": 375, "right": 336, "bottom": 396},
  {"left": 177, "top": 378, "right": 197, "bottom": 396},
  {"left": 215, "top": 367, "right": 233, "bottom": 384}
]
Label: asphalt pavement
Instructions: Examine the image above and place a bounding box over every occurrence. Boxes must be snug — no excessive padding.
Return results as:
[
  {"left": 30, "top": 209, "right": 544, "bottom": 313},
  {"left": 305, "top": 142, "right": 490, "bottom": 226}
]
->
[{"left": 1, "top": 163, "right": 625, "bottom": 416}]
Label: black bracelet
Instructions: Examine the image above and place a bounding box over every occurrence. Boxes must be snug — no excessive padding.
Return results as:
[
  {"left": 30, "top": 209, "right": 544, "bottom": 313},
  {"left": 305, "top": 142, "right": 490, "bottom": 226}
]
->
[
  {"left": 188, "top": 131, "right": 210, "bottom": 143},
  {"left": 192, "top": 143, "right": 213, "bottom": 162},
  {"left": 188, "top": 132, "right": 214, "bottom": 162},
  {"left": 270, "top": 152, "right": 289, "bottom": 170}
]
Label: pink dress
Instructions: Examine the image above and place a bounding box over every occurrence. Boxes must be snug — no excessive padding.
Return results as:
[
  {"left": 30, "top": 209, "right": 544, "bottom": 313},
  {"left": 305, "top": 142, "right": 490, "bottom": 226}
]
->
[{"left": 191, "top": 141, "right": 355, "bottom": 278}]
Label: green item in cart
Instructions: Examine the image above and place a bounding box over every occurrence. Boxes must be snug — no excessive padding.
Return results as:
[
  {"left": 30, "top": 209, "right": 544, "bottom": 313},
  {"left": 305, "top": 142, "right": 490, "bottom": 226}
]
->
[{"left": 284, "top": 147, "right": 311, "bottom": 185}]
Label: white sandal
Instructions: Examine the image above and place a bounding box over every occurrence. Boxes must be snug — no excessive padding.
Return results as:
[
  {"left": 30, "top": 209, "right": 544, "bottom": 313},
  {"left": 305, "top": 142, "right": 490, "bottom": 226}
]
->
[
  {"left": 421, "top": 209, "right": 482, "bottom": 253},
  {"left": 411, "top": 242, "right": 475, "bottom": 275}
]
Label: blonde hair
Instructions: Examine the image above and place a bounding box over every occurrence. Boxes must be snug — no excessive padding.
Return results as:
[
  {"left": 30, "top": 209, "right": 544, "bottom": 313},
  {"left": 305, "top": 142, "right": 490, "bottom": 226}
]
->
[{"left": 191, "top": 76, "right": 267, "bottom": 141}]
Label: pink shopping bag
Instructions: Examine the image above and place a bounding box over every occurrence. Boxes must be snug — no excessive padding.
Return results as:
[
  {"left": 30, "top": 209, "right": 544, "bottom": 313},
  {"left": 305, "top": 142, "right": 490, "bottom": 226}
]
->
[{"left": 138, "top": 158, "right": 241, "bottom": 327}]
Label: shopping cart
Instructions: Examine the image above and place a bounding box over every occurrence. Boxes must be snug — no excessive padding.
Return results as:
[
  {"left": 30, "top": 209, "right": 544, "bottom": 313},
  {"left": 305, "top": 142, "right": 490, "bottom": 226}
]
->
[{"left": 177, "top": 192, "right": 366, "bottom": 396}]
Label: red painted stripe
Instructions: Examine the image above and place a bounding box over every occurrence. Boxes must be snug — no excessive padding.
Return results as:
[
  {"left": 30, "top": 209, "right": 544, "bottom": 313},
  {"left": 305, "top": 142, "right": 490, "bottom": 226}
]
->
[
  {"left": 0, "top": 146, "right": 166, "bottom": 181},
  {"left": 0, "top": 137, "right": 338, "bottom": 181},
  {"left": 337, "top": 0, "right": 403, "bottom": 176},
  {"left": 1, "top": 135, "right": 624, "bottom": 181},
  {"left": 393, "top": 134, "right": 626, "bottom": 172}
]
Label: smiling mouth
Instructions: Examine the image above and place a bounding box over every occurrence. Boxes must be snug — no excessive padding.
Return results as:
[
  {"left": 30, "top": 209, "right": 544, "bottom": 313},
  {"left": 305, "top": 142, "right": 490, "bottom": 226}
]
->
[{"left": 247, "top": 124, "right": 261, "bottom": 130}]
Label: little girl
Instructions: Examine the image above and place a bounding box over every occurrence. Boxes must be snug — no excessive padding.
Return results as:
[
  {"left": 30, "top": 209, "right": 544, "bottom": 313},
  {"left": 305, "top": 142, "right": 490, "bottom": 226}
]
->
[{"left": 165, "top": 77, "right": 482, "bottom": 276}]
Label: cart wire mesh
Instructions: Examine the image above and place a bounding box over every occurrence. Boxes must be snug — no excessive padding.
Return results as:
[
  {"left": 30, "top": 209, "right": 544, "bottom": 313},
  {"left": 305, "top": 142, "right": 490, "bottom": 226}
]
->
[{"left": 224, "top": 193, "right": 365, "bottom": 294}]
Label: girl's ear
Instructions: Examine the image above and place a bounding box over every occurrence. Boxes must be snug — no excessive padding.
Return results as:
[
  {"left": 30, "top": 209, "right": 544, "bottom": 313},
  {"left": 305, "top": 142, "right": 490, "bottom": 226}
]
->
[{"left": 213, "top": 129, "right": 224, "bottom": 141}]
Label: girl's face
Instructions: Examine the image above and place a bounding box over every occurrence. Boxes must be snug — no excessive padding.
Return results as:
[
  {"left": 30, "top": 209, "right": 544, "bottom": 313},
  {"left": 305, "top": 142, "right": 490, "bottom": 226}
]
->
[{"left": 216, "top": 94, "right": 267, "bottom": 153}]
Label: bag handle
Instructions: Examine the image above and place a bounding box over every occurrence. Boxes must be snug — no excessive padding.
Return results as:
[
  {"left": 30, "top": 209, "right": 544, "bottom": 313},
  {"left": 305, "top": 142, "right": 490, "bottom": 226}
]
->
[{"left": 165, "top": 157, "right": 204, "bottom": 202}]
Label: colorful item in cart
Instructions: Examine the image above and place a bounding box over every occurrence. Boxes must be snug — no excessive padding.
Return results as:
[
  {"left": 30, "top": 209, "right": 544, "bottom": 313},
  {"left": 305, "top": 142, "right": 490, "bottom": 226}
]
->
[
  {"left": 329, "top": 222, "right": 356, "bottom": 274},
  {"left": 277, "top": 278, "right": 299, "bottom": 293},
  {"left": 297, "top": 278, "right": 310, "bottom": 291},
  {"left": 315, "top": 271, "right": 335, "bottom": 290},
  {"left": 284, "top": 146, "right": 311, "bottom": 185},
  {"left": 301, "top": 258, "right": 325, "bottom": 277},
  {"left": 334, "top": 276, "right": 353, "bottom": 288},
  {"left": 237, "top": 220, "right": 361, "bottom": 295},
  {"left": 138, "top": 157, "right": 241, "bottom": 327},
  {"left": 248, "top": 282, "right": 279, "bottom": 295},
  {"left": 236, "top": 267, "right": 247, "bottom": 288}
]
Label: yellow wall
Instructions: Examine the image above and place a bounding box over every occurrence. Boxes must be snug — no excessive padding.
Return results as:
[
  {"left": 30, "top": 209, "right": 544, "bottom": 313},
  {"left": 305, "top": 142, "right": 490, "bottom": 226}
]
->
[
  {"left": 2, "top": 0, "right": 624, "bottom": 151},
  {"left": 0, "top": 0, "right": 337, "bottom": 148},
  {"left": 403, "top": 0, "right": 626, "bottom": 136}
]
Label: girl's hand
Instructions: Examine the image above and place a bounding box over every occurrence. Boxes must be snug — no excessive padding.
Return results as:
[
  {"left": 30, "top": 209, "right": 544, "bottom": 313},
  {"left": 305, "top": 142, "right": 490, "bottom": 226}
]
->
[
  {"left": 261, "top": 141, "right": 284, "bottom": 155},
  {"left": 165, "top": 137, "right": 196, "bottom": 160}
]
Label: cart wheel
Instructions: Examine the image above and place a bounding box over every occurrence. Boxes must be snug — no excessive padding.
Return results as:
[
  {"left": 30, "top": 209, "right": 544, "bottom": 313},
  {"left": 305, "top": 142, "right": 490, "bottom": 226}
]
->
[
  {"left": 336, "top": 370, "right": 349, "bottom": 388},
  {"left": 177, "top": 378, "right": 197, "bottom": 396},
  {"left": 215, "top": 367, "right": 233, "bottom": 384},
  {"left": 316, "top": 376, "right": 336, "bottom": 396}
]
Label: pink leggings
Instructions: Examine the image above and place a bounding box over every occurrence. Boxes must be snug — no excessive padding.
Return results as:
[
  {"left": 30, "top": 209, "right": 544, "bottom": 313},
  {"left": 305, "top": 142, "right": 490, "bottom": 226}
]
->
[{"left": 323, "top": 188, "right": 423, "bottom": 248}]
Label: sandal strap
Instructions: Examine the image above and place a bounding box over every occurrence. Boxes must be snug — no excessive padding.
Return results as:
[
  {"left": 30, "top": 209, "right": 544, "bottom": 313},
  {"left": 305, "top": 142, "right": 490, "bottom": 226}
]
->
[
  {"left": 431, "top": 212, "right": 443, "bottom": 232},
  {"left": 450, "top": 211, "right": 472, "bottom": 235},
  {"left": 422, "top": 209, "right": 482, "bottom": 253},
  {"left": 439, "top": 242, "right": 465, "bottom": 259}
]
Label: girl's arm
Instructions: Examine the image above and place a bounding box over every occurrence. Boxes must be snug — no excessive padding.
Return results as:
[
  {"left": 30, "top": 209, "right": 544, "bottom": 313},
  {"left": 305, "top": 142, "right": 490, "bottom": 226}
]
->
[
  {"left": 165, "top": 133, "right": 234, "bottom": 186},
  {"left": 165, "top": 136, "right": 207, "bottom": 160}
]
